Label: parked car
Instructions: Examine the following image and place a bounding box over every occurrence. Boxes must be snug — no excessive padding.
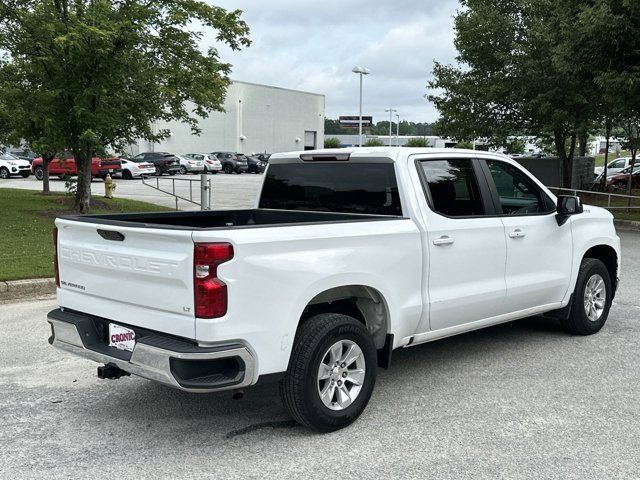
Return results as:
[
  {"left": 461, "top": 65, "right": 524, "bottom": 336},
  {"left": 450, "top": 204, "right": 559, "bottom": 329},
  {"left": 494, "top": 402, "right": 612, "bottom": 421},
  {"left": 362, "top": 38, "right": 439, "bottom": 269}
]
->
[
  {"left": 117, "top": 158, "right": 156, "bottom": 179},
  {"left": 0, "top": 152, "right": 31, "bottom": 178},
  {"left": 31, "top": 153, "right": 121, "bottom": 180},
  {"left": 594, "top": 157, "right": 635, "bottom": 178},
  {"left": 184, "top": 153, "right": 221, "bottom": 174},
  {"left": 254, "top": 153, "right": 271, "bottom": 163},
  {"left": 7, "top": 148, "right": 37, "bottom": 164},
  {"left": 211, "top": 151, "right": 248, "bottom": 174},
  {"left": 176, "top": 154, "right": 205, "bottom": 174},
  {"left": 605, "top": 164, "right": 640, "bottom": 190},
  {"left": 49, "top": 148, "right": 619, "bottom": 432},
  {"left": 243, "top": 154, "right": 267, "bottom": 174},
  {"left": 130, "top": 152, "right": 181, "bottom": 176}
]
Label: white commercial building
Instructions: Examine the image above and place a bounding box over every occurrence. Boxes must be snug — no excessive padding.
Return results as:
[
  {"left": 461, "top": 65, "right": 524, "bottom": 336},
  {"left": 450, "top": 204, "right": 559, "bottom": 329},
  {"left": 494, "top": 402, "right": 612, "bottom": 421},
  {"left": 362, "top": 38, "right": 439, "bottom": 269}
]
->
[{"left": 134, "top": 80, "right": 325, "bottom": 156}]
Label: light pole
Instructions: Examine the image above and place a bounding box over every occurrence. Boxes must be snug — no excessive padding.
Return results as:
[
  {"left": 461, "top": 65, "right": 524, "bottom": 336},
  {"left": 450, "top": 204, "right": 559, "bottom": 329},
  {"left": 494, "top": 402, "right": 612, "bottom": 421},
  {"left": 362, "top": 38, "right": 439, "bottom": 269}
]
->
[
  {"left": 385, "top": 108, "right": 397, "bottom": 147},
  {"left": 352, "top": 66, "right": 370, "bottom": 147},
  {"left": 395, "top": 113, "right": 400, "bottom": 146}
]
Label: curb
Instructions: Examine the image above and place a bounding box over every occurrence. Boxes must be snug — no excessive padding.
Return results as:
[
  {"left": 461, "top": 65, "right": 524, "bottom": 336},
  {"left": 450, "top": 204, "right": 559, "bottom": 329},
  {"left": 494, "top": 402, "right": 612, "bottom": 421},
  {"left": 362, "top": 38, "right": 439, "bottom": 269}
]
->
[
  {"left": 614, "top": 219, "right": 640, "bottom": 232},
  {"left": 0, "top": 278, "right": 56, "bottom": 302}
]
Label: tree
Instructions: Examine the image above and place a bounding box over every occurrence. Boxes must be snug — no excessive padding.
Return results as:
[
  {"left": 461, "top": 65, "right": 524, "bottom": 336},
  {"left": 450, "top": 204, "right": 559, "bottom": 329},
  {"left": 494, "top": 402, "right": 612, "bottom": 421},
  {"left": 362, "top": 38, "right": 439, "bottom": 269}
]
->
[
  {"left": 505, "top": 139, "right": 526, "bottom": 155},
  {"left": 324, "top": 137, "right": 342, "bottom": 148},
  {"left": 405, "top": 137, "right": 430, "bottom": 147},
  {"left": 428, "top": 0, "right": 598, "bottom": 187},
  {"left": 0, "top": 0, "right": 250, "bottom": 212},
  {"left": 364, "top": 138, "right": 384, "bottom": 147}
]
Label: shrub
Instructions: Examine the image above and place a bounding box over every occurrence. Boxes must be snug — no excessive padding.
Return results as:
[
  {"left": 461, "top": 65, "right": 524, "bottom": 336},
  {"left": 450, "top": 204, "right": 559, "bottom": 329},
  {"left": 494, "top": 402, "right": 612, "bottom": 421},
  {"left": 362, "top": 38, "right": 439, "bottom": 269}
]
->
[
  {"left": 404, "top": 137, "right": 430, "bottom": 147},
  {"left": 364, "top": 138, "right": 385, "bottom": 147},
  {"left": 324, "top": 137, "right": 341, "bottom": 148}
]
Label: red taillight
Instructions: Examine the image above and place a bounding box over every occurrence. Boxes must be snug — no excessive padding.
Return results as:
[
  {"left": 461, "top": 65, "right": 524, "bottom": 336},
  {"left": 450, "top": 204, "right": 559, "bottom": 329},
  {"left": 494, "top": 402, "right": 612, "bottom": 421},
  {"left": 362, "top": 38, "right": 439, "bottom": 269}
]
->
[
  {"left": 194, "top": 243, "right": 234, "bottom": 318},
  {"left": 53, "top": 227, "right": 60, "bottom": 287}
]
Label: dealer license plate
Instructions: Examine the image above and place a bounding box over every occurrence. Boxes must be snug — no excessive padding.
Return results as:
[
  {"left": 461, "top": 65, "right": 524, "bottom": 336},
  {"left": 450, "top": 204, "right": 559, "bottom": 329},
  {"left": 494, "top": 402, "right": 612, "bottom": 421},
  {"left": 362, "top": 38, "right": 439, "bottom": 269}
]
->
[{"left": 108, "top": 323, "right": 136, "bottom": 352}]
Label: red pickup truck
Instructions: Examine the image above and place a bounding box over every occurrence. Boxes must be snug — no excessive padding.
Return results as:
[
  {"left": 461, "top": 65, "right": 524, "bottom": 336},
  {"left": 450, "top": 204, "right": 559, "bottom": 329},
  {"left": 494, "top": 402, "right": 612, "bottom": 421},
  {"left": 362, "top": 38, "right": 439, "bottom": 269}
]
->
[{"left": 32, "top": 154, "right": 122, "bottom": 180}]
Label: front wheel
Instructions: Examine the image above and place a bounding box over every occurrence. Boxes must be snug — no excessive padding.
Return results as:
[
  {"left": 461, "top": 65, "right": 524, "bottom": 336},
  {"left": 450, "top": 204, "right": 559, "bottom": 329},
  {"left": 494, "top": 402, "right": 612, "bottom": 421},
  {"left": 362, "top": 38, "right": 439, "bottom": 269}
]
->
[
  {"left": 34, "top": 167, "right": 44, "bottom": 180},
  {"left": 561, "top": 258, "right": 613, "bottom": 335},
  {"left": 280, "top": 313, "right": 377, "bottom": 432},
  {"left": 0, "top": 167, "right": 9, "bottom": 179},
  {"left": 179, "top": 166, "right": 188, "bottom": 174}
]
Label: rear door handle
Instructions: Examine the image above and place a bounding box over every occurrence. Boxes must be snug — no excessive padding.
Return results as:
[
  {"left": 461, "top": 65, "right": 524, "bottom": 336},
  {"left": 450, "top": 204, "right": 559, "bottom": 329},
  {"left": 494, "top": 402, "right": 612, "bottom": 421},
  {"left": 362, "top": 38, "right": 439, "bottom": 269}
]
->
[
  {"left": 509, "top": 229, "right": 526, "bottom": 239},
  {"left": 433, "top": 235, "right": 454, "bottom": 246}
]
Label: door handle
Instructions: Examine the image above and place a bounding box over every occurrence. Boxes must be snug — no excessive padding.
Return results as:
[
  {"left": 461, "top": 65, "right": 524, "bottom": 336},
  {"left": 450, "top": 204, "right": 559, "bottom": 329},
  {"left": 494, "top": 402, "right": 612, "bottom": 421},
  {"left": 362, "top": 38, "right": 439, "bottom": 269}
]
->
[
  {"left": 433, "top": 235, "right": 454, "bottom": 246},
  {"left": 509, "top": 229, "right": 526, "bottom": 239}
]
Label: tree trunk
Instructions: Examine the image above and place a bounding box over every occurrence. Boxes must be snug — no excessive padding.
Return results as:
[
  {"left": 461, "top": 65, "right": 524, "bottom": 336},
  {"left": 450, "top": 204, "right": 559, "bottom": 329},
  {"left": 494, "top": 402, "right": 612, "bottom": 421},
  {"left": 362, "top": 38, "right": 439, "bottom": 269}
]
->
[
  {"left": 42, "top": 155, "right": 53, "bottom": 194},
  {"left": 627, "top": 148, "right": 637, "bottom": 208},
  {"left": 554, "top": 131, "right": 569, "bottom": 188},
  {"left": 73, "top": 147, "right": 92, "bottom": 213},
  {"left": 578, "top": 131, "right": 588, "bottom": 157},
  {"left": 600, "top": 120, "right": 611, "bottom": 192}
]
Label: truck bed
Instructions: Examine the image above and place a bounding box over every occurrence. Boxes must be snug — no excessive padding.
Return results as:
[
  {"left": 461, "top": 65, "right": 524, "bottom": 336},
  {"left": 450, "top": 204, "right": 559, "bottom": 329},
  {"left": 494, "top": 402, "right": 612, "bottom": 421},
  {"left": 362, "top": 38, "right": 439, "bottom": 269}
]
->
[{"left": 60, "top": 208, "right": 403, "bottom": 230}]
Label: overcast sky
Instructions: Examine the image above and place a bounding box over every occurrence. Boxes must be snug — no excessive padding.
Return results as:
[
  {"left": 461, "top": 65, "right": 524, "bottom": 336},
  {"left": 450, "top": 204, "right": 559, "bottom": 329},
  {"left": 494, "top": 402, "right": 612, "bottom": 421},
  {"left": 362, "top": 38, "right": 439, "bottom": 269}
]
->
[{"left": 211, "top": 0, "right": 461, "bottom": 123}]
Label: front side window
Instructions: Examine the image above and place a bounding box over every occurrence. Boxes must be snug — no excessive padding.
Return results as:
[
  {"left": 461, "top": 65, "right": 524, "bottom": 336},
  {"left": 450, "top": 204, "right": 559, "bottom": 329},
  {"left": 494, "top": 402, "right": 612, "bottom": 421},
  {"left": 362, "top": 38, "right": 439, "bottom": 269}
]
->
[
  {"left": 419, "top": 159, "right": 485, "bottom": 217},
  {"left": 486, "top": 160, "right": 554, "bottom": 215}
]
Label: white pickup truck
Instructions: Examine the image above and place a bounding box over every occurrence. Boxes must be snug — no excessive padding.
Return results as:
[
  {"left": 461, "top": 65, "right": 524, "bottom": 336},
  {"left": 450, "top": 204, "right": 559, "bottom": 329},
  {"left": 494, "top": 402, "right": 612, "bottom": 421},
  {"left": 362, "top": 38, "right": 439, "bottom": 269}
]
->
[{"left": 48, "top": 148, "right": 620, "bottom": 431}]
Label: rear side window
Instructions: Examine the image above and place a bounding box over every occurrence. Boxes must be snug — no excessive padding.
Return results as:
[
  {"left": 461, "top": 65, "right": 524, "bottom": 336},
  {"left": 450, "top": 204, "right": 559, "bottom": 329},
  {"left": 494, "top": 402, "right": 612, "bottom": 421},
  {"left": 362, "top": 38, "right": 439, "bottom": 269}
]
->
[
  {"left": 259, "top": 163, "right": 402, "bottom": 216},
  {"left": 418, "top": 159, "right": 485, "bottom": 216}
]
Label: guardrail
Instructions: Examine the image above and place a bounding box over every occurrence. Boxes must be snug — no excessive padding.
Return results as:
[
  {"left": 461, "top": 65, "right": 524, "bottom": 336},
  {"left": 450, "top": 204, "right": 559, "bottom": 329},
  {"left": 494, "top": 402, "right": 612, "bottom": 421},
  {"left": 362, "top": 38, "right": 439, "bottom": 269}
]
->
[
  {"left": 141, "top": 174, "right": 211, "bottom": 210},
  {"left": 548, "top": 187, "right": 640, "bottom": 210}
]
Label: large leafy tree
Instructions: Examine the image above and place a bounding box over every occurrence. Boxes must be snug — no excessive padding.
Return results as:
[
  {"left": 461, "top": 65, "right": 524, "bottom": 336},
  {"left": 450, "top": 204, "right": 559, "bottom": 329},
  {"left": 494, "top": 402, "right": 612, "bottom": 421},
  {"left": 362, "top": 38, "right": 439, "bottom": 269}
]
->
[
  {"left": 428, "top": 0, "right": 600, "bottom": 187},
  {"left": 0, "top": 0, "right": 250, "bottom": 211}
]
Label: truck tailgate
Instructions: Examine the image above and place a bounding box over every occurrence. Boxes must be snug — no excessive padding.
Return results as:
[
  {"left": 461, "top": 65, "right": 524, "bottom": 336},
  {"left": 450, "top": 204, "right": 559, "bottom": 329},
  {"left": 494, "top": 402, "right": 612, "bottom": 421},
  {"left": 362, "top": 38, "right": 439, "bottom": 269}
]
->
[{"left": 55, "top": 218, "right": 196, "bottom": 339}]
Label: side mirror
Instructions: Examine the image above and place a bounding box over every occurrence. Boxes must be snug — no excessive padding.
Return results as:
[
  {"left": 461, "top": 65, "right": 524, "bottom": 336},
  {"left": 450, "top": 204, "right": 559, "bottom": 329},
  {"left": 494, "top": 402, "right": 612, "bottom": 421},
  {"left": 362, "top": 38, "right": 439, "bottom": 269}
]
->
[{"left": 556, "top": 195, "right": 583, "bottom": 226}]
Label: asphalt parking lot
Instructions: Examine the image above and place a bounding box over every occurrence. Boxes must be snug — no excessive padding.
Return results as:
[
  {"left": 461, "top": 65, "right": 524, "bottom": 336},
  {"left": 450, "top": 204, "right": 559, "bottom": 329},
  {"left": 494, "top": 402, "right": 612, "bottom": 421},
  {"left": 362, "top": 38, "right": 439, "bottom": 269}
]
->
[
  {"left": 1, "top": 231, "right": 639, "bottom": 479},
  {"left": 0, "top": 172, "right": 263, "bottom": 210}
]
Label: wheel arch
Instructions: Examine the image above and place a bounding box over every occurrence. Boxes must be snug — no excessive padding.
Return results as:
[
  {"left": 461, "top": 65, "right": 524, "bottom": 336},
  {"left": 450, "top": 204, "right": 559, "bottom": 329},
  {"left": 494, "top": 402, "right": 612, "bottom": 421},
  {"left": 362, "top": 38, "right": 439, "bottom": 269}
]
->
[
  {"left": 583, "top": 244, "right": 618, "bottom": 295},
  {"left": 297, "top": 284, "right": 392, "bottom": 352}
]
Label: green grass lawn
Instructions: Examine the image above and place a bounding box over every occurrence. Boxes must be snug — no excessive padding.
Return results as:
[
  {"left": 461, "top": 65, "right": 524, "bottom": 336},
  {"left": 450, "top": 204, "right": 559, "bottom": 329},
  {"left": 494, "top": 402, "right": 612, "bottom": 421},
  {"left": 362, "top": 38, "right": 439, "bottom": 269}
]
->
[{"left": 0, "top": 188, "right": 170, "bottom": 281}]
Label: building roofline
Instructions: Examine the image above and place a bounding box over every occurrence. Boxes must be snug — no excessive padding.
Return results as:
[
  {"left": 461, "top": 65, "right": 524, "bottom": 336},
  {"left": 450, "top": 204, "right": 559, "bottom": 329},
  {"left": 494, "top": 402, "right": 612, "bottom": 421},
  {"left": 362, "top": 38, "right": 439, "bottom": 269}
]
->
[{"left": 230, "top": 79, "right": 325, "bottom": 98}]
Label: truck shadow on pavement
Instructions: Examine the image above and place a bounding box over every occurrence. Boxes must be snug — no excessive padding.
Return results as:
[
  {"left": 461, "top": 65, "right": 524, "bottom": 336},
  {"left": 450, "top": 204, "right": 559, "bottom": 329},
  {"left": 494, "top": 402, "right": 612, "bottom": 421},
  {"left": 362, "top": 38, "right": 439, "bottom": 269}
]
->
[{"left": 83, "top": 315, "right": 569, "bottom": 439}]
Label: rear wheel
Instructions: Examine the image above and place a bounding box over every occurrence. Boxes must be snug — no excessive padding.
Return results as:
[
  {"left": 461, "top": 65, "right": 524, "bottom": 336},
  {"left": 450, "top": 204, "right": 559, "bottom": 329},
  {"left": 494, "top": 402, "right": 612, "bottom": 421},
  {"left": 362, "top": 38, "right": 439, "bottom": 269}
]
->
[
  {"left": 561, "top": 258, "right": 612, "bottom": 335},
  {"left": 155, "top": 166, "right": 161, "bottom": 176},
  {"left": 122, "top": 169, "right": 133, "bottom": 180},
  {"left": 280, "top": 313, "right": 377, "bottom": 432},
  {"left": 0, "top": 167, "right": 9, "bottom": 179},
  {"left": 169, "top": 171, "right": 177, "bottom": 176}
]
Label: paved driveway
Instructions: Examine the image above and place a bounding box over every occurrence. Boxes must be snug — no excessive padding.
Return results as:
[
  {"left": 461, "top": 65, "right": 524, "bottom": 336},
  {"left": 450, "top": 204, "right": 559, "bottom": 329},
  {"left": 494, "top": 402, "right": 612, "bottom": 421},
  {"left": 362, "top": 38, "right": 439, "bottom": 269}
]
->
[{"left": 1, "top": 231, "right": 639, "bottom": 479}]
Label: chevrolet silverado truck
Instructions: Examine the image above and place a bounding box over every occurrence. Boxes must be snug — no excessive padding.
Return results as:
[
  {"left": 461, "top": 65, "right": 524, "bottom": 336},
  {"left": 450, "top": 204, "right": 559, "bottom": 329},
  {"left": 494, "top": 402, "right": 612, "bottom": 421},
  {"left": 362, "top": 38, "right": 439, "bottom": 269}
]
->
[{"left": 48, "top": 148, "right": 620, "bottom": 432}]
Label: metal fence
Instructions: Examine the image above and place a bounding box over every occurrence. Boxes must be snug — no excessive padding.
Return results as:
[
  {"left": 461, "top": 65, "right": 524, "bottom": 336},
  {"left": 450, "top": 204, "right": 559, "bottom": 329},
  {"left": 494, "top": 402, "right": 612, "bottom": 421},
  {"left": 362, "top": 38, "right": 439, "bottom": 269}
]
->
[
  {"left": 141, "top": 174, "right": 211, "bottom": 210},
  {"left": 548, "top": 187, "right": 640, "bottom": 210}
]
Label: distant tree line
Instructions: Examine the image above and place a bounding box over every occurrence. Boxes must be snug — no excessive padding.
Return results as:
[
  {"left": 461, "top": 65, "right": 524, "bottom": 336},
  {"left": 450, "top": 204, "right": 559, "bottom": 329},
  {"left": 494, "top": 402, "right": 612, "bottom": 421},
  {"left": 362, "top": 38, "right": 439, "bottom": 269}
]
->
[{"left": 325, "top": 118, "right": 437, "bottom": 137}]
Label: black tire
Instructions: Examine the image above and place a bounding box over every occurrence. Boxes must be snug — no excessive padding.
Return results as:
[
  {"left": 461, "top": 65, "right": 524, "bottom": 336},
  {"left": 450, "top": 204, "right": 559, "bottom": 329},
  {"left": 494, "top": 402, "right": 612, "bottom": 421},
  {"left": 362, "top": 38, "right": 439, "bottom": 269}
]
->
[
  {"left": 561, "top": 258, "right": 613, "bottom": 335},
  {"left": 122, "top": 169, "right": 133, "bottom": 180},
  {"left": 0, "top": 167, "right": 9, "bottom": 179},
  {"left": 34, "top": 166, "right": 44, "bottom": 180},
  {"left": 280, "top": 313, "right": 377, "bottom": 432},
  {"left": 179, "top": 166, "right": 188, "bottom": 174},
  {"left": 20, "top": 172, "right": 30, "bottom": 178},
  {"left": 155, "top": 166, "right": 162, "bottom": 176},
  {"left": 169, "top": 171, "right": 177, "bottom": 176},
  {"left": 223, "top": 164, "right": 233, "bottom": 174}
]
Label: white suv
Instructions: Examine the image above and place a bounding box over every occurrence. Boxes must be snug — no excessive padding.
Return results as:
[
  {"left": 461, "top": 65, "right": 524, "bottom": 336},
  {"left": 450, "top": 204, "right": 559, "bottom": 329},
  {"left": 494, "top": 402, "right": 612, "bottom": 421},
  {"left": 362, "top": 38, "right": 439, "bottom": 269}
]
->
[{"left": 0, "top": 152, "right": 31, "bottom": 178}]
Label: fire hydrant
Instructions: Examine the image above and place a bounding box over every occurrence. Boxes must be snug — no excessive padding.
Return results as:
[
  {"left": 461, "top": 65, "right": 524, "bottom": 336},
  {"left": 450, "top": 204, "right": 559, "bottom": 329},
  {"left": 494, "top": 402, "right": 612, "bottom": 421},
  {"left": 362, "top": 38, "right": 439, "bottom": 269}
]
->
[{"left": 104, "top": 173, "right": 116, "bottom": 199}]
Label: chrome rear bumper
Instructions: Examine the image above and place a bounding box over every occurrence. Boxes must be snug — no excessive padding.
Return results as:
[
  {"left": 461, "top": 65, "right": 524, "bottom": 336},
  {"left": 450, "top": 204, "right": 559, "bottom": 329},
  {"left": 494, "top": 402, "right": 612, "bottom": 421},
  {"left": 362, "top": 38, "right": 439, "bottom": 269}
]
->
[{"left": 47, "top": 309, "right": 255, "bottom": 393}]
